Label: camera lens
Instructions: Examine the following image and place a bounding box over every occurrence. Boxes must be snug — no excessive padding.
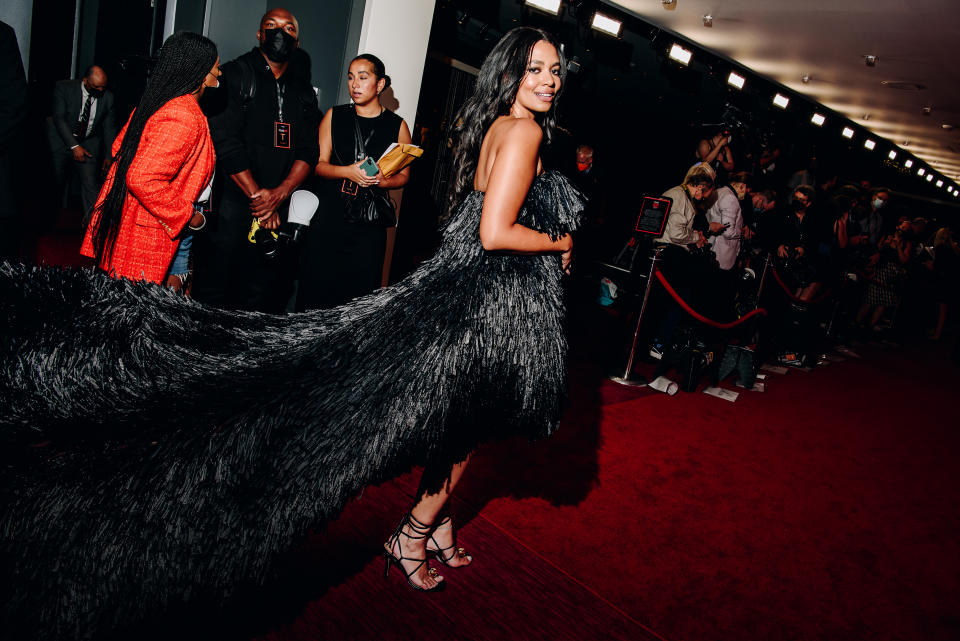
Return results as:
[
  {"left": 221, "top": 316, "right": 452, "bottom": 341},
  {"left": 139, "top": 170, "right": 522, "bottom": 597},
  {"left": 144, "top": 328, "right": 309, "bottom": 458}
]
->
[{"left": 254, "top": 227, "right": 278, "bottom": 260}]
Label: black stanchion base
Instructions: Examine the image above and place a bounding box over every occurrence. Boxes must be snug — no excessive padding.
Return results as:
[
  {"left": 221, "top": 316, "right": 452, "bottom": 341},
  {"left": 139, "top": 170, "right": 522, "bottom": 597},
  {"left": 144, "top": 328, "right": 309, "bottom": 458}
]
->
[{"left": 608, "top": 373, "right": 648, "bottom": 387}]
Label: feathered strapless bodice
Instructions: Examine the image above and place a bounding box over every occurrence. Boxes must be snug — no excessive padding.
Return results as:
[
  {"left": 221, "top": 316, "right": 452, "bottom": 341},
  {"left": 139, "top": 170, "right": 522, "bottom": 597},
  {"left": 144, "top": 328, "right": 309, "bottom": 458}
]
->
[{"left": 436, "top": 170, "right": 584, "bottom": 264}]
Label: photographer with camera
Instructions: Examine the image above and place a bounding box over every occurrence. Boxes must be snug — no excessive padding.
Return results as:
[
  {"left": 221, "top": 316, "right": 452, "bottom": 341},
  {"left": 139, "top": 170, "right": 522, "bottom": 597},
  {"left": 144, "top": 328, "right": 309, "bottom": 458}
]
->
[
  {"left": 696, "top": 129, "right": 734, "bottom": 184},
  {"left": 707, "top": 171, "right": 750, "bottom": 271},
  {"left": 705, "top": 172, "right": 750, "bottom": 321},
  {"left": 776, "top": 185, "right": 827, "bottom": 302},
  {"left": 648, "top": 163, "right": 716, "bottom": 362}
]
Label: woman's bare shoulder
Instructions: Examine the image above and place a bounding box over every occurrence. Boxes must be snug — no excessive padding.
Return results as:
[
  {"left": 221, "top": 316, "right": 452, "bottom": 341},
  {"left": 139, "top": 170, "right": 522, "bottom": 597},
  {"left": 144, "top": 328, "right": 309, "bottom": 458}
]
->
[
  {"left": 476, "top": 118, "right": 543, "bottom": 190},
  {"left": 491, "top": 116, "right": 542, "bottom": 142}
]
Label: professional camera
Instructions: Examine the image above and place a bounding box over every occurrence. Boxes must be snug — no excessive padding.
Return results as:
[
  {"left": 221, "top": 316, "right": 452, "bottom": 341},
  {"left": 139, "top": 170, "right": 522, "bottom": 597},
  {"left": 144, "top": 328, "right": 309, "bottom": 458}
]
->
[
  {"left": 247, "top": 189, "right": 320, "bottom": 260},
  {"left": 707, "top": 103, "right": 776, "bottom": 158}
]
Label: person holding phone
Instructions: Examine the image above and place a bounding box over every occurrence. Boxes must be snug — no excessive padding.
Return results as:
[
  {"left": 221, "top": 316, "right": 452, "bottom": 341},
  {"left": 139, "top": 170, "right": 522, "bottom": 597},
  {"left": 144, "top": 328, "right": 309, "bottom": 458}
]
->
[{"left": 297, "top": 53, "right": 412, "bottom": 310}]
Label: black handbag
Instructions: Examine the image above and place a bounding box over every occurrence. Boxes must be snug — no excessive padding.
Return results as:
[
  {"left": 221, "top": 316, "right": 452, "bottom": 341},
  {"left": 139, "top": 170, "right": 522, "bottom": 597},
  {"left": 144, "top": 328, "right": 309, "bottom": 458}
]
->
[{"left": 341, "top": 111, "right": 396, "bottom": 227}]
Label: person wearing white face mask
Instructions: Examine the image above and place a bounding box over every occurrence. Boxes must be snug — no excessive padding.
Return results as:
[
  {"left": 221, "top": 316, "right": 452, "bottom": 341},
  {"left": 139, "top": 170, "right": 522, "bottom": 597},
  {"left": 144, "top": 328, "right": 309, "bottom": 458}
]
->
[{"left": 857, "top": 188, "right": 889, "bottom": 247}]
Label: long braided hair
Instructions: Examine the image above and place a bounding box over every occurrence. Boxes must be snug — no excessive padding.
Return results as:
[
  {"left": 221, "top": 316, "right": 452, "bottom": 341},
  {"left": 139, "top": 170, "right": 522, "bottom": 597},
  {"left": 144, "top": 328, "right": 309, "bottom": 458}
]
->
[
  {"left": 91, "top": 32, "right": 218, "bottom": 262},
  {"left": 446, "top": 27, "right": 566, "bottom": 216}
]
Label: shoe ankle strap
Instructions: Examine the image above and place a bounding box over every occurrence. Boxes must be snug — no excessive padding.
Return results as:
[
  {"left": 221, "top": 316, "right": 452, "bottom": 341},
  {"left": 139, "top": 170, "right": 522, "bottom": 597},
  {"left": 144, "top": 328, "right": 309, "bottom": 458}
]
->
[{"left": 401, "top": 512, "right": 433, "bottom": 539}]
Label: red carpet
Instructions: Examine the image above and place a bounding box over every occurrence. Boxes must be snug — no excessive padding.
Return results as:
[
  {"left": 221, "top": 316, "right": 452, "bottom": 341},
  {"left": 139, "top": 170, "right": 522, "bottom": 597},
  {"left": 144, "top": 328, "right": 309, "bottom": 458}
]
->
[
  {"left": 186, "top": 339, "right": 955, "bottom": 641},
  {"left": 27, "top": 212, "right": 960, "bottom": 641}
]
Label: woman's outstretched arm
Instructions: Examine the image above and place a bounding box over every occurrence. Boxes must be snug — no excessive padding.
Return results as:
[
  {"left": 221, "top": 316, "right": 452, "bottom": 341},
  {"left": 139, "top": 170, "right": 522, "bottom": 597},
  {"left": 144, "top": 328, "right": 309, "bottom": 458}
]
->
[{"left": 478, "top": 118, "right": 571, "bottom": 256}]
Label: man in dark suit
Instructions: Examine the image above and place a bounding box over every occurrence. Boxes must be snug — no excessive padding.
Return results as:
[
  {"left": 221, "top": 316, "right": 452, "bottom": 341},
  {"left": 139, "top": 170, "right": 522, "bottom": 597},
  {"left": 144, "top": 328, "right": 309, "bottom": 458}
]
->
[
  {"left": 0, "top": 21, "right": 28, "bottom": 260},
  {"left": 47, "top": 65, "right": 117, "bottom": 222}
]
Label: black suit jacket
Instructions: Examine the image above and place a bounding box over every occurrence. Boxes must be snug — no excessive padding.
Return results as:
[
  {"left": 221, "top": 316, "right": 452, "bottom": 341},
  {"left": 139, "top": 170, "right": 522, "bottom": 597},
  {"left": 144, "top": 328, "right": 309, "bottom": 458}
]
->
[
  {"left": 0, "top": 21, "right": 27, "bottom": 219},
  {"left": 48, "top": 79, "right": 118, "bottom": 158}
]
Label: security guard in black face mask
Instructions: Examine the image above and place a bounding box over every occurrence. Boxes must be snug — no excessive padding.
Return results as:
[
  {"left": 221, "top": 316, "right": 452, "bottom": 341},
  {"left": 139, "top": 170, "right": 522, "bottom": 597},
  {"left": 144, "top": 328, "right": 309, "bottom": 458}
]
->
[{"left": 194, "top": 7, "right": 321, "bottom": 313}]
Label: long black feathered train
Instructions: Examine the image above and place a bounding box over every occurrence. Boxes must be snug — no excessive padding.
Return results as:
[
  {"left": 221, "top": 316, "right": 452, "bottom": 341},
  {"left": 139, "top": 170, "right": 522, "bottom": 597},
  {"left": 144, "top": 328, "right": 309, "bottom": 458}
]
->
[{"left": 0, "top": 171, "right": 583, "bottom": 640}]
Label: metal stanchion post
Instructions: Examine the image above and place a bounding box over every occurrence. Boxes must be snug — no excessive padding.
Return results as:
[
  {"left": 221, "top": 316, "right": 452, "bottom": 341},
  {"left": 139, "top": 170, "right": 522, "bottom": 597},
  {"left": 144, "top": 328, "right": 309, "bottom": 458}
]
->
[
  {"left": 610, "top": 247, "right": 663, "bottom": 386},
  {"left": 756, "top": 253, "right": 772, "bottom": 301}
]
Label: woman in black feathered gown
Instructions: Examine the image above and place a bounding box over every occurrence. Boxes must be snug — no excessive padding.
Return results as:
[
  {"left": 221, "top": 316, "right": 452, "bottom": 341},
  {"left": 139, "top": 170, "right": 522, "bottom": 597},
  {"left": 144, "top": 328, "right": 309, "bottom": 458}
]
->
[{"left": 0, "top": 27, "right": 581, "bottom": 638}]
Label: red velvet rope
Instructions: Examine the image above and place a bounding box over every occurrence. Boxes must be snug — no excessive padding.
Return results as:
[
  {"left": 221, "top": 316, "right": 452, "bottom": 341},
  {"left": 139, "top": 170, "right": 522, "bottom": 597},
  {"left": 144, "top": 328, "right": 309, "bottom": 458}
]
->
[
  {"left": 770, "top": 266, "right": 833, "bottom": 304},
  {"left": 653, "top": 270, "right": 767, "bottom": 329}
]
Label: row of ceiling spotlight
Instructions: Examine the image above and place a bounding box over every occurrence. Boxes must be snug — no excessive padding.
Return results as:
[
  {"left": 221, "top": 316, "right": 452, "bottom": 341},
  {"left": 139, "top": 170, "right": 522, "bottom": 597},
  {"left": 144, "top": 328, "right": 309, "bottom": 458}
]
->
[
  {"left": 525, "top": 0, "right": 959, "bottom": 194},
  {"left": 664, "top": 46, "right": 959, "bottom": 195},
  {"left": 525, "top": 0, "right": 623, "bottom": 36}
]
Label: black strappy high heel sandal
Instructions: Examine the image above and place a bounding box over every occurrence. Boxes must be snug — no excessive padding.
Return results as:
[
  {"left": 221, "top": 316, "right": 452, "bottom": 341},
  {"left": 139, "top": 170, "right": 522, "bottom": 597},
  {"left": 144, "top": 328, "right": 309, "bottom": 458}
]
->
[
  {"left": 426, "top": 515, "right": 473, "bottom": 568},
  {"left": 384, "top": 513, "right": 445, "bottom": 592}
]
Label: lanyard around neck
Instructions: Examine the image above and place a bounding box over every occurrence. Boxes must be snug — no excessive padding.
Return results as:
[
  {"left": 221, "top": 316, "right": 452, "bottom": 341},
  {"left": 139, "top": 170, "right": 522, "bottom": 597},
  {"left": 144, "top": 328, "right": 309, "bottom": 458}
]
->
[{"left": 275, "top": 79, "right": 285, "bottom": 122}]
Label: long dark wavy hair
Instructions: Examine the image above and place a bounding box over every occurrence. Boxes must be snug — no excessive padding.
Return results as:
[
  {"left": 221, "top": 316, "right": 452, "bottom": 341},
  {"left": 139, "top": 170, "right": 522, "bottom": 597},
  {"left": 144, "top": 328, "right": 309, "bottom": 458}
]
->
[
  {"left": 446, "top": 27, "right": 566, "bottom": 215},
  {"left": 91, "top": 32, "right": 218, "bottom": 262}
]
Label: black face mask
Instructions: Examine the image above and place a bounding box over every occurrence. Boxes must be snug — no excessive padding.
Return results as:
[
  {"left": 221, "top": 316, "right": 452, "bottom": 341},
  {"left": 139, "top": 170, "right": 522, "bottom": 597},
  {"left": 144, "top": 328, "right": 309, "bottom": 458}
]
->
[
  {"left": 260, "top": 28, "right": 297, "bottom": 63},
  {"left": 86, "top": 85, "right": 104, "bottom": 99},
  {"left": 792, "top": 200, "right": 807, "bottom": 212}
]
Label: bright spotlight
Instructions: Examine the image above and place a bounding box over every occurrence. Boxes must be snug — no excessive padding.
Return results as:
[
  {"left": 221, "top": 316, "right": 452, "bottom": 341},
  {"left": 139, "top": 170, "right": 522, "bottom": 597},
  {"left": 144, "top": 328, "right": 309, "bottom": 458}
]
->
[
  {"left": 525, "top": 0, "right": 562, "bottom": 14},
  {"left": 926, "top": 174, "right": 934, "bottom": 182},
  {"left": 888, "top": 150, "right": 897, "bottom": 160},
  {"left": 918, "top": 168, "right": 925, "bottom": 176},
  {"left": 592, "top": 13, "right": 622, "bottom": 37},
  {"left": 668, "top": 43, "right": 692, "bottom": 66},
  {"left": 936, "top": 179, "right": 944, "bottom": 187},
  {"left": 811, "top": 113, "right": 826, "bottom": 126},
  {"left": 842, "top": 127, "right": 855, "bottom": 139},
  {"left": 864, "top": 139, "right": 876, "bottom": 150},
  {"left": 904, "top": 159, "right": 914, "bottom": 168},
  {"left": 727, "top": 72, "right": 745, "bottom": 89},
  {"left": 772, "top": 93, "right": 790, "bottom": 109}
]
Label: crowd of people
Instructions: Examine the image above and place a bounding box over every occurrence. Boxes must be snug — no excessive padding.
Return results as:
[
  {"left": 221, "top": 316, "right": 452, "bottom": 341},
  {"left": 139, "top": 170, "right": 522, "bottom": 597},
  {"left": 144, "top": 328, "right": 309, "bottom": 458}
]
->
[
  {"left": 581, "top": 128, "right": 960, "bottom": 383},
  {"left": 42, "top": 9, "right": 409, "bottom": 316}
]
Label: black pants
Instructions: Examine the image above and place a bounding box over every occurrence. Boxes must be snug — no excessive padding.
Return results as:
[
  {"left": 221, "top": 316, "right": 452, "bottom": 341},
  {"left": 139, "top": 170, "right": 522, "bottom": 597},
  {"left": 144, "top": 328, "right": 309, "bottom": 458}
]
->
[
  {"left": 0, "top": 152, "right": 22, "bottom": 261},
  {"left": 192, "top": 196, "right": 291, "bottom": 313},
  {"left": 50, "top": 146, "right": 101, "bottom": 220}
]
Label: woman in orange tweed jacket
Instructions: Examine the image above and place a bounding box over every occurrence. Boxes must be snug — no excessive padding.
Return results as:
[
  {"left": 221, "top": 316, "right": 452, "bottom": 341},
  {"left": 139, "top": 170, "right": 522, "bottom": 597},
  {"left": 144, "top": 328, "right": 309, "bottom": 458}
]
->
[{"left": 81, "top": 32, "right": 220, "bottom": 290}]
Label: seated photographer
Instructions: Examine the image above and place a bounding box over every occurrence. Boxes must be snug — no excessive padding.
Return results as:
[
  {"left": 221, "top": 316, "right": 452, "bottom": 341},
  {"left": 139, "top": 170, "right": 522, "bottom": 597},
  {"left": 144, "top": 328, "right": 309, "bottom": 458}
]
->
[
  {"left": 649, "top": 163, "right": 718, "bottom": 361},
  {"left": 656, "top": 162, "right": 716, "bottom": 252},
  {"left": 775, "top": 185, "right": 826, "bottom": 302}
]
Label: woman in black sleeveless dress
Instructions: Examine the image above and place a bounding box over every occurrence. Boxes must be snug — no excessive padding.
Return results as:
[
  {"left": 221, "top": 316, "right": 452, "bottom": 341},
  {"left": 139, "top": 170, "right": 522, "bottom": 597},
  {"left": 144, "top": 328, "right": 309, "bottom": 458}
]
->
[{"left": 297, "top": 54, "right": 412, "bottom": 310}]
